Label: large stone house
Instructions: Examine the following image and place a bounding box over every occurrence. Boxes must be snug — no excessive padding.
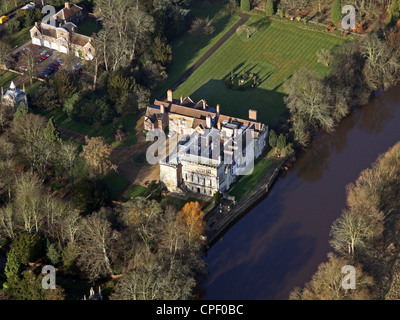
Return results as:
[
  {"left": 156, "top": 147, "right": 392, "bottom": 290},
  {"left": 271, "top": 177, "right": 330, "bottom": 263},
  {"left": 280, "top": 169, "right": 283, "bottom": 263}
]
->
[
  {"left": 145, "top": 90, "right": 269, "bottom": 196},
  {"left": 30, "top": 2, "right": 95, "bottom": 60}
]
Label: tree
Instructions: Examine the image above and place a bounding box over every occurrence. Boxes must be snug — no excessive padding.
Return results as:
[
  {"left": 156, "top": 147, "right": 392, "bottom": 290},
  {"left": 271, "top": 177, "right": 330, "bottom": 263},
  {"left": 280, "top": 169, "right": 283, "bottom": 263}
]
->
[
  {"left": 290, "top": 253, "right": 373, "bottom": 300},
  {"left": 12, "top": 114, "right": 54, "bottom": 178},
  {"left": 43, "top": 117, "right": 61, "bottom": 143},
  {"left": 13, "top": 102, "right": 28, "bottom": 121},
  {"left": 120, "top": 197, "right": 163, "bottom": 252},
  {"left": 240, "top": 0, "right": 250, "bottom": 11},
  {"left": 77, "top": 211, "right": 117, "bottom": 282},
  {"left": 4, "top": 233, "right": 45, "bottom": 280},
  {"left": 276, "top": 133, "right": 287, "bottom": 152},
  {"left": 329, "top": 210, "right": 376, "bottom": 256},
  {"left": 236, "top": 25, "right": 257, "bottom": 39},
  {"left": 178, "top": 201, "right": 205, "bottom": 246},
  {"left": 0, "top": 102, "right": 14, "bottom": 132},
  {"left": 13, "top": 173, "right": 46, "bottom": 233},
  {"left": 81, "top": 136, "right": 117, "bottom": 177},
  {"left": 53, "top": 71, "right": 77, "bottom": 103},
  {"left": 72, "top": 179, "right": 110, "bottom": 214},
  {"left": 332, "top": 0, "right": 342, "bottom": 25},
  {"left": 265, "top": 0, "right": 274, "bottom": 16},
  {"left": 189, "top": 17, "right": 215, "bottom": 37},
  {"left": 213, "top": 191, "right": 223, "bottom": 206},
  {"left": 128, "top": 9, "right": 155, "bottom": 62},
  {"left": 59, "top": 140, "right": 80, "bottom": 183},
  {"left": 150, "top": 36, "right": 172, "bottom": 66},
  {"left": 0, "top": 41, "right": 11, "bottom": 66},
  {"left": 268, "top": 129, "right": 277, "bottom": 148},
  {"left": 317, "top": 48, "right": 332, "bottom": 67},
  {"left": 22, "top": 49, "right": 36, "bottom": 84},
  {"left": 284, "top": 68, "right": 347, "bottom": 147}
]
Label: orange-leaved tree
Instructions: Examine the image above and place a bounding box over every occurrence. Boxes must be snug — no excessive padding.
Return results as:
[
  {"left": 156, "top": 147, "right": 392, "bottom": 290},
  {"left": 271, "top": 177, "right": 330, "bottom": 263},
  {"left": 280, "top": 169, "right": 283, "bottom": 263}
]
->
[{"left": 178, "top": 201, "right": 205, "bottom": 244}]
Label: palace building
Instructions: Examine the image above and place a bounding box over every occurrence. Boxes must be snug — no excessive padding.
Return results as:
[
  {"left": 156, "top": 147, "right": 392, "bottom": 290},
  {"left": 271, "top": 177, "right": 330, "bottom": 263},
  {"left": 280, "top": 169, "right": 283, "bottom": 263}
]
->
[{"left": 145, "top": 90, "right": 269, "bottom": 196}]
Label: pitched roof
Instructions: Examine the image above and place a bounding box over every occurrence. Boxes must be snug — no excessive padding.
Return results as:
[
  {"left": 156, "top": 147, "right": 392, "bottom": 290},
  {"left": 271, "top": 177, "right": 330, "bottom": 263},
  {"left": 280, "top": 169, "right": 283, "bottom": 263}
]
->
[
  {"left": 70, "top": 33, "right": 91, "bottom": 47},
  {"left": 54, "top": 4, "right": 83, "bottom": 21},
  {"left": 152, "top": 99, "right": 266, "bottom": 132}
]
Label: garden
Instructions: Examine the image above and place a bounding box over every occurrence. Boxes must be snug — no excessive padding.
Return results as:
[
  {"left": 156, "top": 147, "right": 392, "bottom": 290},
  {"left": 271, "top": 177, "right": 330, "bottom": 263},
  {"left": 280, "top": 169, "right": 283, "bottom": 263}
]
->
[{"left": 169, "top": 15, "right": 348, "bottom": 125}]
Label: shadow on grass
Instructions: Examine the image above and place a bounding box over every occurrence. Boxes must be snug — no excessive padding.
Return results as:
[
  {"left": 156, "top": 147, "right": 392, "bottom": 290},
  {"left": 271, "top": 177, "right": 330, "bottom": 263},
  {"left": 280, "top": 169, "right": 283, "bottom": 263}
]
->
[
  {"left": 152, "top": 4, "right": 241, "bottom": 100},
  {"left": 188, "top": 75, "right": 287, "bottom": 125},
  {"left": 248, "top": 17, "right": 272, "bottom": 32}
]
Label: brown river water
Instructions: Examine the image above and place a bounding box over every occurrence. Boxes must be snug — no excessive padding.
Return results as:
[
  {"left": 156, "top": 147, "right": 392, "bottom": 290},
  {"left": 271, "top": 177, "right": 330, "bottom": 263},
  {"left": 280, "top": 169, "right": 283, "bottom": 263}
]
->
[{"left": 203, "top": 85, "right": 400, "bottom": 300}]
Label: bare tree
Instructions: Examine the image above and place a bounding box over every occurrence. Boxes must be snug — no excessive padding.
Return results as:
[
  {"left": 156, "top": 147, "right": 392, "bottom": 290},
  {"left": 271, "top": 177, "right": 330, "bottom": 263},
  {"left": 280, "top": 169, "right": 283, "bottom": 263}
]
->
[{"left": 77, "top": 211, "right": 118, "bottom": 282}]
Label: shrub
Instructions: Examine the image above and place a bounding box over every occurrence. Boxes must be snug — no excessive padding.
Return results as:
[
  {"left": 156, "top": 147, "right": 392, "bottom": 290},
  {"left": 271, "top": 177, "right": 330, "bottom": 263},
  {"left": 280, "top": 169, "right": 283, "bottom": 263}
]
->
[
  {"left": 265, "top": 0, "right": 274, "bottom": 16},
  {"left": 72, "top": 179, "right": 110, "bottom": 214},
  {"left": 332, "top": 0, "right": 342, "bottom": 25},
  {"left": 240, "top": 0, "right": 250, "bottom": 12}
]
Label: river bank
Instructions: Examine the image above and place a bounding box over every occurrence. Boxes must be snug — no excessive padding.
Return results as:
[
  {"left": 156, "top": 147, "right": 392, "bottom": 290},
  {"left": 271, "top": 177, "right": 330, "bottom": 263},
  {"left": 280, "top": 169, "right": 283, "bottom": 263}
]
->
[
  {"left": 203, "top": 84, "right": 400, "bottom": 300},
  {"left": 204, "top": 152, "right": 286, "bottom": 249}
]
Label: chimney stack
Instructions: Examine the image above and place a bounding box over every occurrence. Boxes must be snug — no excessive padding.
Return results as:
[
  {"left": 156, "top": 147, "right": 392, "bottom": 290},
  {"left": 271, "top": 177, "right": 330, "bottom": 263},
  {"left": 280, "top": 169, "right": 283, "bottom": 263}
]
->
[
  {"left": 202, "top": 100, "right": 206, "bottom": 110},
  {"left": 206, "top": 115, "right": 212, "bottom": 129},
  {"left": 216, "top": 104, "right": 220, "bottom": 116},
  {"left": 249, "top": 109, "right": 257, "bottom": 121},
  {"left": 167, "top": 89, "right": 173, "bottom": 103},
  {"left": 180, "top": 95, "right": 183, "bottom": 104},
  {"left": 160, "top": 104, "right": 165, "bottom": 114}
]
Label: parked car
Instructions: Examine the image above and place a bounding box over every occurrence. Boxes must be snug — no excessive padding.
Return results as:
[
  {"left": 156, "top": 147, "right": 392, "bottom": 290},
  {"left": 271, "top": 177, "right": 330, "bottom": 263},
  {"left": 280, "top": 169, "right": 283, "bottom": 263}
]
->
[
  {"left": 40, "top": 51, "right": 50, "bottom": 58},
  {"left": 56, "top": 59, "right": 63, "bottom": 66},
  {"left": 72, "top": 62, "right": 83, "bottom": 70},
  {"left": 19, "top": 65, "right": 28, "bottom": 72}
]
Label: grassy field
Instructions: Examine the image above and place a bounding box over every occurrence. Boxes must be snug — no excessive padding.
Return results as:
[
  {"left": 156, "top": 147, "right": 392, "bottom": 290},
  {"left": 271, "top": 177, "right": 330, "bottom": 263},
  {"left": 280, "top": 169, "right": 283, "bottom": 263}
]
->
[
  {"left": 3, "top": 25, "right": 31, "bottom": 48},
  {"left": 228, "top": 152, "right": 274, "bottom": 201},
  {"left": 151, "top": 1, "right": 241, "bottom": 100},
  {"left": 122, "top": 184, "right": 150, "bottom": 201},
  {"left": 102, "top": 172, "right": 131, "bottom": 201},
  {"left": 0, "top": 70, "right": 18, "bottom": 88},
  {"left": 39, "top": 107, "right": 138, "bottom": 147},
  {"left": 78, "top": 18, "right": 101, "bottom": 37},
  {"left": 171, "top": 16, "right": 347, "bottom": 125}
]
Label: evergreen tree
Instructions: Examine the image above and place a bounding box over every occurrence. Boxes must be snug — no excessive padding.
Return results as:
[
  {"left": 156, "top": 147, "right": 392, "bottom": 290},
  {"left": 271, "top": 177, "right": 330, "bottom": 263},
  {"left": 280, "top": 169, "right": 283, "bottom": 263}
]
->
[
  {"left": 265, "top": 0, "right": 274, "bottom": 16},
  {"left": 269, "top": 129, "right": 277, "bottom": 148},
  {"left": 13, "top": 102, "right": 28, "bottom": 121},
  {"left": 241, "top": 0, "right": 250, "bottom": 12},
  {"left": 44, "top": 117, "right": 61, "bottom": 143},
  {"left": 332, "top": 0, "right": 342, "bottom": 25},
  {"left": 277, "top": 133, "right": 287, "bottom": 151}
]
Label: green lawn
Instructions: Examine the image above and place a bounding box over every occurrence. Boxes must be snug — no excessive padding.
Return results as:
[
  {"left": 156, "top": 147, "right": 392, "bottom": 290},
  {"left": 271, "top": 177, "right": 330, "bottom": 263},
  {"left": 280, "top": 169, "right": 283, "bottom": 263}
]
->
[
  {"left": 3, "top": 25, "right": 31, "bottom": 48},
  {"left": 228, "top": 153, "right": 274, "bottom": 201},
  {"left": 102, "top": 171, "right": 131, "bottom": 201},
  {"left": 0, "top": 71, "right": 18, "bottom": 88},
  {"left": 151, "top": 1, "right": 241, "bottom": 100},
  {"left": 122, "top": 184, "right": 150, "bottom": 201},
  {"left": 171, "top": 16, "right": 347, "bottom": 125},
  {"left": 78, "top": 18, "right": 101, "bottom": 37},
  {"left": 39, "top": 107, "right": 138, "bottom": 147}
]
